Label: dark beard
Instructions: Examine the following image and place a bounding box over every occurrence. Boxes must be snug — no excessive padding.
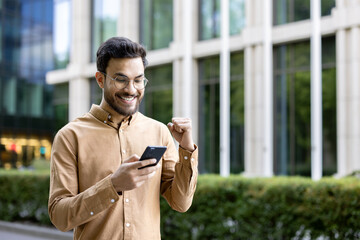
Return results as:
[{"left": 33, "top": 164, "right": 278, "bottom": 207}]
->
[{"left": 105, "top": 93, "right": 141, "bottom": 117}]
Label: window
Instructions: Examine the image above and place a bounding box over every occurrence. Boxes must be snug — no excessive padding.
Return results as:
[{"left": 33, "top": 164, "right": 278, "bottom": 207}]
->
[
  {"left": 321, "top": 36, "right": 337, "bottom": 175},
  {"left": 141, "top": 64, "right": 173, "bottom": 124},
  {"left": 54, "top": 0, "right": 71, "bottom": 69},
  {"left": 199, "top": 0, "right": 220, "bottom": 40},
  {"left": 321, "top": 0, "right": 335, "bottom": 16},
  {"left": 90, "top": 77, "right": 102, "bottom": 106},
  {"left": 91, "top": 0, "right": 119, "bottom": 62},
  {"left": 53, "top": 83, "right": 69, "bottom": 131},
  {"left": 230, "top": 0, "right": 246, "bottom": 35},
  {"left": 273, "top": 37, "right": 337, "bottom": 176},
  {"left": 198, "top": 56, "right": 220, "bottom": 173},
  {"left": 230, "top": 52, "right": 245, "bottom": 173},
  {"left": 273, "top": 0, "right": 310, "bottom": 25},
  {"left": 139, "top": 0, "right": 173, "bottom": 50}
]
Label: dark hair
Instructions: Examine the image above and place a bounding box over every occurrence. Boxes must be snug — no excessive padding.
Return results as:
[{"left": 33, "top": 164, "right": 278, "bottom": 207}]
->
[{"left": 96, "top": 37, "right": 148, "bottom": 73}]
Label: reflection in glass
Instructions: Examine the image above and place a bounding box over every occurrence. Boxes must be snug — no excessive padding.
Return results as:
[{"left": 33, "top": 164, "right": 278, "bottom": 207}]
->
[
  {"left": 230, "top": 0, "right": 246, "bottom": 35},
  {"left": 199, "top": 56, "right": 220, "bottom": 173},
  {"left": 273, "top": 37, "right": 337, "bottom": 176},
  {"left": 274, "top": 0, "right": 310, "bottom": 25},
  {"left": 230, "top": 52, "right": 245, "bottom": 173},
  {"left": 321, "top": 0, "right": 335, "bottom": 16},
  {"left": 141, "top": 64, "right": 173, "bottom": 124},
  {"left": 54, "top": 0, "right": 71, "bottom": 69},
  {"left": 199, "top": 0, "right": 220, "bottom": 40},
  {"left": 139, "top": 0, "right": 173, "bottom": 50},
  {"left": 91, "top": 0, "right": 119, "bottom": 62}
]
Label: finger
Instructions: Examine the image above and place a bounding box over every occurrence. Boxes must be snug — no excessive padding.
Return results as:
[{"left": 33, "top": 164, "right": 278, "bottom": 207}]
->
[
  {"left": 123, "top": 154, "right": 140, "bottom": 163},
  {"left": 135, "top": 158, "right": 157, "bottom": 169},
  {"left": 137, "top": 164, "right": 160, "bottom": 176},
  {"left": 167, "top": 122, "right": 174, "bottom": 131}
]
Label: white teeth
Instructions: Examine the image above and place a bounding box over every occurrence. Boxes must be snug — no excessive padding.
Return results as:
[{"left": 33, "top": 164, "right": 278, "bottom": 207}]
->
[{"left": 120, "top": 96, "right": 135, "bottom": 101}]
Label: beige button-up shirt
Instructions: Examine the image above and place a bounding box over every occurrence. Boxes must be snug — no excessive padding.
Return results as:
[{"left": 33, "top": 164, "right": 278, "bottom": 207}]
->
[{"left": 48, "top": 105, "right": 198, "bottom": 240}]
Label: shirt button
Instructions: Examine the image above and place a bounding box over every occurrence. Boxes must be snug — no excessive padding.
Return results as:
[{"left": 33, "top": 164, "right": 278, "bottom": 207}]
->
[
  {"left": 108, "top": 115, "right": 111, "bottom": 119},
  {"left": 111, "top": 199, "right": 115, "bottom": 203},
  {"left": 90, "top": 211, "right": 94, "bottom": 216},
  {"left": 184, "top": 156, "right": 188, "bottom": 160},
  {"left": 125, "top": 198, "right": 129, "bottom": 203},
  {"left": 104, "top": 121, "right": 107, "bottom": 124},
  {"left": 120, "top": 129, "right": 123, "bottom": 133},
  {"left": 191, "top": 158, "right": 195, "bottom": 162},
  {"left": 126, "top": 223, "right": 130, "bottom": 227},
  {"left": 122, "top": 150, "right": 126, "bottom": 154}
]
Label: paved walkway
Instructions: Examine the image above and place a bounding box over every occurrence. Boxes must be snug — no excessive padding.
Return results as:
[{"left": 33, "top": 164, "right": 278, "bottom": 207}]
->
[{"left": 0, "top": 220, "right": 73, "bottom": 240}]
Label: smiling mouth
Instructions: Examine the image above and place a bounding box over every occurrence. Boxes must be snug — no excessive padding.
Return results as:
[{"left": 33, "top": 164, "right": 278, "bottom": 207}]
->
[{"left": 117, "top": 95, "right": 137, "bottom": 103}]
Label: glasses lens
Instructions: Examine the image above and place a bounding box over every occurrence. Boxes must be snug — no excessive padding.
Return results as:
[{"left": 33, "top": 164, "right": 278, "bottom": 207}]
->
[{"left": 113, "top": 77, "right": 148, "bottom": 90}]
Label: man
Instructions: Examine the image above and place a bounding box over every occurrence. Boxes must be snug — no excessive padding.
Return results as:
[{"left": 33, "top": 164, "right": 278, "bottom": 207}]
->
[{"left": 48, "top": 37, "right": 198, "bottom": 239}]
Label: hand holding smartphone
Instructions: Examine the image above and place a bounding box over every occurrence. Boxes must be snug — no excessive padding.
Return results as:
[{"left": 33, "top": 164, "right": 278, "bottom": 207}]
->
[{"left": 138, "top": 146, "right": 167, "bottom": 169}]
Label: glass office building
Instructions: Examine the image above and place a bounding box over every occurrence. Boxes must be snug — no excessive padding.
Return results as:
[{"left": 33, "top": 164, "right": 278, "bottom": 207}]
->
[
  {"left": 47, "top": 0, "right": 360, "bottom": 178},
  {"left": 0, "top": 0, "right": 63, "bottom": 168}
]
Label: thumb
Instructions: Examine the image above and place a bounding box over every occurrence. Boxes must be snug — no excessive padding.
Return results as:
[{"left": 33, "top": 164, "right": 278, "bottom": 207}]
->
[
  {"left": 167, "top": 122, "right": 174, "bottom": 132},
  {"left": 123, "top": 154, "right": 140, "bottom": 163}
]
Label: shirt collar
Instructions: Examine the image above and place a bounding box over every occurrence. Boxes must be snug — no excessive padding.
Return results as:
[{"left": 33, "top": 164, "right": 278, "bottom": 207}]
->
[{"left": 89, "top": 104, "right": 137, "bottom": 129}]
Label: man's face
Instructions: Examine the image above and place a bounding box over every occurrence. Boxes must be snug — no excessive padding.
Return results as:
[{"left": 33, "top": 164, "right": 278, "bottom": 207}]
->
[{"left": 103, "top": 57, "right": 145, "bottom": 117}]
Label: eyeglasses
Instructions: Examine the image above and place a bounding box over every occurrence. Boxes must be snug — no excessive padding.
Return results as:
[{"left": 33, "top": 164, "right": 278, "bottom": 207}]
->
[{"left": 101, "top": 72, "right": 148, "bottom": 90}]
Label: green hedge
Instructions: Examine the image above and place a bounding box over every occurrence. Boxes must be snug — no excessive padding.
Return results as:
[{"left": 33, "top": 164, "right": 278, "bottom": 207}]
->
[
  {"left": 0, "top": 171, "right": 50, "bottom": 225},
  {"left": 0, "top": 172, "right": 359, "bottom": 239},
  {"left": 160, "top": 175, "right": 360, "bottom": 239}
]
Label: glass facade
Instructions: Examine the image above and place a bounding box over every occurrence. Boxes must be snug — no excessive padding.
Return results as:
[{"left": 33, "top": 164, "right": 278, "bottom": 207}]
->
[
  {"left": 199, "top": 0, "right": 246, "bottom": 40},
  {"left": 274, "top": 0, "right": 336, "bottom": 25},
  {"left": 198, "top": 56, "right": 220, "bottom": 173},
  {"left": 230, "top": 0, "right": 246, "bottom": 36},
  {"left": 0, "top": 0, "right": 57, "bottom": 169},
  {"left": 273, "top": 37, "right": 336, "bottom": 176},
  {"left": 141, "top": 64, "right": 173, "bottom": 124},
  {"left": 139, "top": 0, "right": 173, "bottom": 50},
  {"left": 199, "top": 0, "right": 220, "bottom": 40},
  {"left": 91, "top": 0, "right": 119, "bottom": 62},
  {"left": 230, "top": 52, "right": 245, "bottom": 173}
]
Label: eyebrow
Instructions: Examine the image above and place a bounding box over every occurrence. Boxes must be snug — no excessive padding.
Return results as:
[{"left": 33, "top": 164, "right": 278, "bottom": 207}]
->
[{"left": 114, "top": 73, "right": 144, "bottom": 79}]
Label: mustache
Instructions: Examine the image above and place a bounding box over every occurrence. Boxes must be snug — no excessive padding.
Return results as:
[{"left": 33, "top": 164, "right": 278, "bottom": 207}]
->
[{"left": 115, "top": 93, "right": 138, "bottom": 98}]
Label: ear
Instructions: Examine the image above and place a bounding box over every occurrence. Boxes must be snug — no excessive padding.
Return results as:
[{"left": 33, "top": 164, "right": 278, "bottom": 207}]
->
[{"left": 95, "top": 72, "right": 105, "bottom": 89}]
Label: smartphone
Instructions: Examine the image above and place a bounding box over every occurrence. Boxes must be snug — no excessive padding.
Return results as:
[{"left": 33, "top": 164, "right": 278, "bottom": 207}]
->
[{"left": 138, "top": 146, "right": 167, "bottom": 169}]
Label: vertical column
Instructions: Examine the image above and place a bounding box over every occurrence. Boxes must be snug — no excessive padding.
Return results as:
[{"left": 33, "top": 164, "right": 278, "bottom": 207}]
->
[
  {"left": 220, "top": 0, "right": 230, "bottom": 176},
  {"left": 68, "top": 0, "right": 91, "bottom": 121},
  {"left": 119, "top": 0, "right": 139, "bottom": 41},
  {"left": 310, "top": 0, "right": 322, "bottom": 180},
  {"left": 350, "top": 27, "right": 360, "bottom": 171},
  {"left": 244, "top": 46, "right": 254, "bottom": 175},
  {"left": 263, "top": 0, "right": 273, "bottom": 177},
  {"left": 336, "top": 29, "right": 347, "bottom": 176},
  {"left": 181, "top": 0, "right": 192, "bottom": 118}
]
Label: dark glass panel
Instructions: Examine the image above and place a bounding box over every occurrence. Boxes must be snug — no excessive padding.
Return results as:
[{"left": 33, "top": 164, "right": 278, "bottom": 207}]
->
[
  {"left": 139, "top": 0, "right": 173, "bottom": 50},
  {"left": 273, "top": 37, "right": 337, "bottom": 176},
  {"left": 199, "top": 56, "right": 220, "bottom": 173},
  {"left": 230, "top": 52, "right": 245, "bottom": 173},
  {"left": 321, "top": 0, "right": 335, "bottom": 16},
  {"left": 142, "top": 64, "right": 173, "bottom": 124}
]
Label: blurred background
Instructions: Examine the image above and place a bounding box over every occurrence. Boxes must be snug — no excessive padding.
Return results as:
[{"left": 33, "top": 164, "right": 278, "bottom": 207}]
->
[{"left": 0, "top": 0, "right": 359, "bottom": 179}]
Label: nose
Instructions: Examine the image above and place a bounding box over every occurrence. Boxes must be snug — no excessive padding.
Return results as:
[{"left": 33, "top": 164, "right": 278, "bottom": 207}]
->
[{"left": 123, "top": 80, "right": 137, "bottom": 93}]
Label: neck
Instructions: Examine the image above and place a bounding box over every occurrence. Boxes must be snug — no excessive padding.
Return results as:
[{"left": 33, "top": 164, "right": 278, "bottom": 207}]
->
[{"left": 99, "top": 100, "right": 127, "bottom": 125}]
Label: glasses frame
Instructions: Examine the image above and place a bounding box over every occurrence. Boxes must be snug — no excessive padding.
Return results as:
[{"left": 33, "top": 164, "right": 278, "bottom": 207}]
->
[{"left": 101, "top": 72, "right": 148, "bottom": 90}]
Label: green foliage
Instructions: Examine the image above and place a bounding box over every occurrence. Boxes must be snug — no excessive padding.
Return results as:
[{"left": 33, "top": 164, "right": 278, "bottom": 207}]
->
[
  {"left": 1, "top": 173, "right": 359, "bottom": 239},
  {"left": 0, "top": 171, "right": 51, "bottom": 225},
  {"left": 161, "top": 175, "right": 360, "bottom": 239}
]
